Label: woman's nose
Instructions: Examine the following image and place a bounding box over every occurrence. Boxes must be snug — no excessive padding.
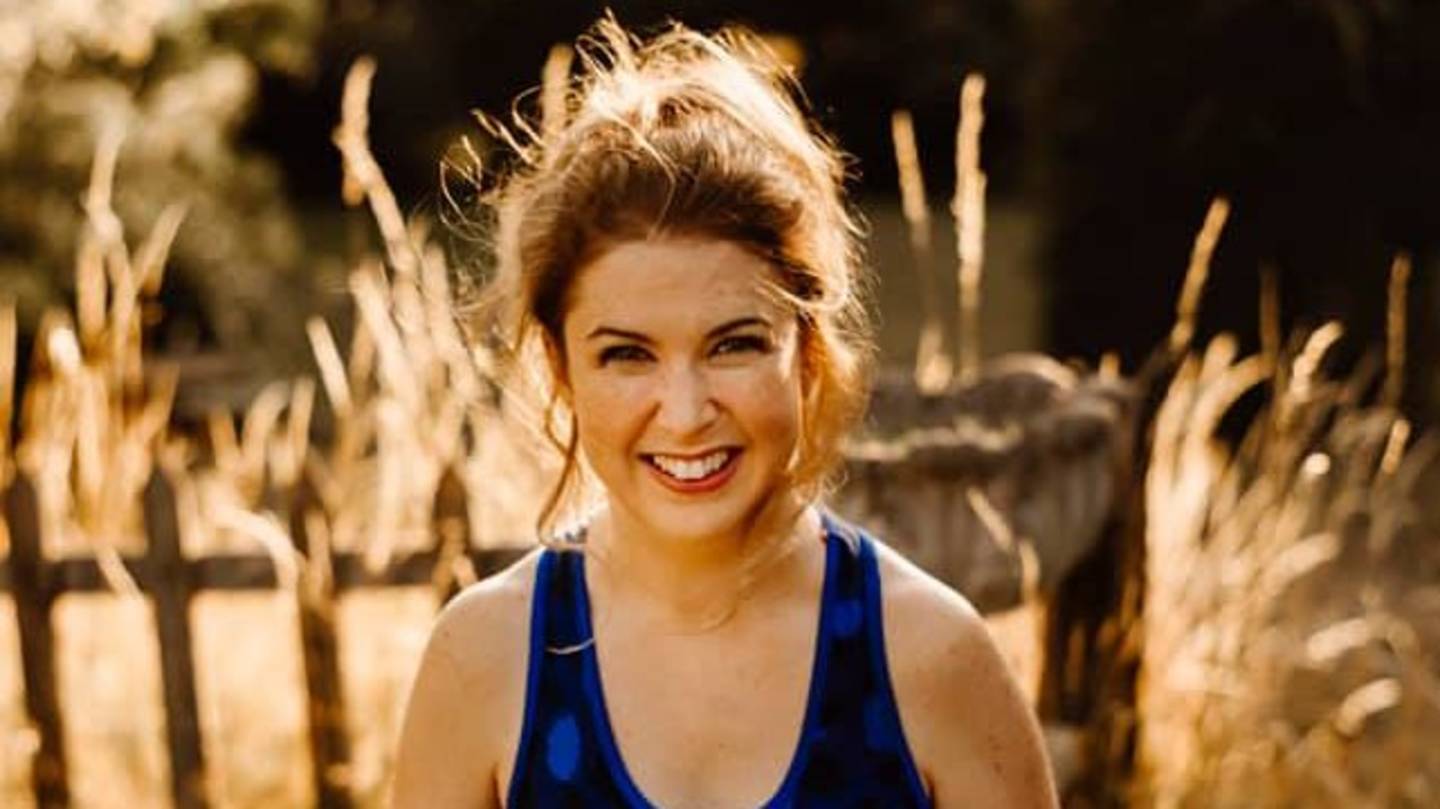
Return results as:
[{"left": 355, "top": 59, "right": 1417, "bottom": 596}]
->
[{"left": 654, "top": 364, "right": 718, "bottom": 434}]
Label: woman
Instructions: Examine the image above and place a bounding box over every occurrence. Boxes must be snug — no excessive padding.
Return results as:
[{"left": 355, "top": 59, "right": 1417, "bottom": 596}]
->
[{"left": 393, "top": 17, "right": 1056, "bottom": 808}]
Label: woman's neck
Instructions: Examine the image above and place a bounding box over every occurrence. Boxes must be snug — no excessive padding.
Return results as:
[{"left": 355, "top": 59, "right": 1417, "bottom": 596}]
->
[{"left": 583, "top": 494, "right": 822, "bottom": 634}]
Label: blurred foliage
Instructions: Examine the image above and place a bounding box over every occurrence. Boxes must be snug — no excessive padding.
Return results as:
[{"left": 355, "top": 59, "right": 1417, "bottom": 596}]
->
[
  {"left": 3, "top": 0, "right": 1436, "bottom": 421},
  {"left": 0, "top": 0, "right": 324, "bottom": 361}
]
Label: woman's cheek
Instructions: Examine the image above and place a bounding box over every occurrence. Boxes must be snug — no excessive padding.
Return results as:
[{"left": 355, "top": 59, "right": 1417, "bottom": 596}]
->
[
  {"left": 574, "top": 376, "right": 652, "bottom": 448},
  {"left": 721, "top": 366, "right": 802, "bottom": 439}
]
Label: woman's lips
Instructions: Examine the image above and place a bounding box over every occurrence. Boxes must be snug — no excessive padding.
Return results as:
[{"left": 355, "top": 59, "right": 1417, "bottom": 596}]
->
[{"left": 642, "top": 449, "right": 742, "bottom": 494}]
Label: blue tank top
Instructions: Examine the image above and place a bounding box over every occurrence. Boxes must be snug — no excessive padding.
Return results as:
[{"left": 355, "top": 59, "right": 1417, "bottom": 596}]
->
[{"left": 506, "top": 512, "right": 932, "bottom": 808}]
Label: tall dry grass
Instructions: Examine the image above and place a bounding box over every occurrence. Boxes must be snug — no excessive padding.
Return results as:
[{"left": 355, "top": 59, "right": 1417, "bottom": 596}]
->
[
  {"left": 0, "top": 55, "right": 553, "bottom": 807},
  {"left": 890, "top": 71, "right": 990, "bottom": 393},
  {"left": 1139, "top": 252, "right": 1440, "bottom": 806}
]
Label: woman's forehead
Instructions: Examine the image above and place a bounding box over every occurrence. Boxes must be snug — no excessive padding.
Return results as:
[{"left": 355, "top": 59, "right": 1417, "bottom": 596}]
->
[{"left": 565, "top": 237, "right": 790, "bottom": 331}]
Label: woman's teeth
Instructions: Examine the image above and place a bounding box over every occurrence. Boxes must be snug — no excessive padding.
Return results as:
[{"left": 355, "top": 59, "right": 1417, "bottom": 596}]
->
[{"left": 648, "top": 450, "right": 733, "bottom": 480}]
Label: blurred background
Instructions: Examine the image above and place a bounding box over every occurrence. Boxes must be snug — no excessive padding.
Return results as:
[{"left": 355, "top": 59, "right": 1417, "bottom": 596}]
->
[
  {"left": 2, "top": 1, "right": 1439, "bottom": 807},
  {"left": 7, "top": 0, "right": 1438, "bottom": 417}
]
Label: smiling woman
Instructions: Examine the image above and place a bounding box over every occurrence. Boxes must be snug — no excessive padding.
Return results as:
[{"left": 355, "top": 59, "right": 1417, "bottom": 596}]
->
[
  {"left": 563, "top": 238, "right": 806, "bottom": 552},
  {"left": 392, "top": 15, "right": 1057, "bottom": 809}
]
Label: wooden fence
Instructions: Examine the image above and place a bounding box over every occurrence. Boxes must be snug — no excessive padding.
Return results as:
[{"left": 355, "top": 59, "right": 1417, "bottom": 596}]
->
[{"left": 0, "top": 466, "right": 524, "bottom": 809}]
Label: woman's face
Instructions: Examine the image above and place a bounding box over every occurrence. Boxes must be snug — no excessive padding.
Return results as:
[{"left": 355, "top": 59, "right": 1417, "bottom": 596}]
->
[{"left": 559, "top": 236, "right": 805, "bottom": 546}]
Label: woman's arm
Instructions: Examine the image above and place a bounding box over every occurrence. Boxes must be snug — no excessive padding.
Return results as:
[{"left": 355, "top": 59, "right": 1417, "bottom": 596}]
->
[{"left": 391, "top": 562, "right": 534, "bottom": 809}]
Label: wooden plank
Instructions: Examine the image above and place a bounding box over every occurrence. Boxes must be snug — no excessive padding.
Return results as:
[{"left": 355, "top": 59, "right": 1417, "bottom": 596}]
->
[
  {"left": 143, "top": 469, "right": 209, "bottom": 809},
  {"left": 0, "top": 547, "right": 526, "bottom": 594},
  {"left": 189, "top": 554, "right": 283, "bottom": 589},
  {"left": 5, "top": 472, "right": 69, "bottom": 808},
  {"left": 286, "top": 475, "right": 353, "bottom": 809}
]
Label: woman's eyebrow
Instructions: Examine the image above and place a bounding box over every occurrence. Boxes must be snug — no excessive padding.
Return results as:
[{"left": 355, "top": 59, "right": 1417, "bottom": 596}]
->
[
  {"left": 585, "top": 316, "right": 771, "bottom": 342},
  {"left": 586, "top": 326, "right": 652, "bottom": 343},
  {"left": 706, "top": 316, "right": 771, "bottom": 338}
]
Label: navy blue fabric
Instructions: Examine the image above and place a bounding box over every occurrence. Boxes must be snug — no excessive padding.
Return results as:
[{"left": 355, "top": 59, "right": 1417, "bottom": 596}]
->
[{"left": 506, "top": 513, "right": 931, "bottom": 808}]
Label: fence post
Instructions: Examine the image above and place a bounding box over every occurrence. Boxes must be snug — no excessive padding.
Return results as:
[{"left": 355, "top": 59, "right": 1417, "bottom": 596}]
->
[
  {"left": 143, "top": 468, "right": 209, "bottom": 809},
  {"left": 6, "top": 472, "right": 69, "bottom": 808},
  {"left": 287, "top": 472, "right": 354, "bottom": 809},
  {"left": 432, "top": 466, "right": 473, "bottom": 604}
]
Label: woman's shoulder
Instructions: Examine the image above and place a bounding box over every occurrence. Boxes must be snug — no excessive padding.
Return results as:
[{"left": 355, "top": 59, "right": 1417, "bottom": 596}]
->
[
  {"left": 392, "top": 547, "right": 548, "bottom": 807},
  {"left": 846, "top": 529, "right": 991, "bottom": 698},
  {"left": 869, "top": 533, "right": 1058, "bottom": 806},
  {"left": 869, "top": 535, "right": 982, "bottom": 628},
  {"left": 869, "top": 537, "right": 998, "bottom": 699},
  {"left": 429, "top": 546, "right": 547, "bottom": 676}
]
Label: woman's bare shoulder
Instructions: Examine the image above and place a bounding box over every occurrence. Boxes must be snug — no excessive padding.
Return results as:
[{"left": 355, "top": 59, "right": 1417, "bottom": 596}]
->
[
  {"left": 870, "top": 540, "right": 994, "bottom": 702},
  {"left": 871, "top": 538, "right": 982, "bottom": 627},
  {"left": 871, "top": 538, "right": 1058, "bottom": 807},
  {"left": 430, "top": 547, "right": 546, "bottom": 677},
  {"left": 391, "top": 547, "right": 546, "bottom": 809}
]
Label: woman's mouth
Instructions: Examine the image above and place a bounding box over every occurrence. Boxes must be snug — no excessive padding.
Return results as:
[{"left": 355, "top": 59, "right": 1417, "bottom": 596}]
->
[{"left": 641, "top": 448, "right": 741, "bottom": 493}]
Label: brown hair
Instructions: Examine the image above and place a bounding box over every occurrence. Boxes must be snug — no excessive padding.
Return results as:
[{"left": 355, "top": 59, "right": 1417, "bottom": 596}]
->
[{"left": 467, "top": 16, "right": 874, "bottom": 538}]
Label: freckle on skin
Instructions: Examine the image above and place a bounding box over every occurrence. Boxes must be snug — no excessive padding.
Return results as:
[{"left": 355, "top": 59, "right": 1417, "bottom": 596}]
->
[{"left": 987, "top": 732, "right": 1006, "bottom": 777}]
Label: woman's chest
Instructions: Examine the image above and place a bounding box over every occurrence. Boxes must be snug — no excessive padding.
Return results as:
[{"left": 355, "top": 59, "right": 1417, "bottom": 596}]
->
[{"left": 596, "top": 630, "right": 818, "bottom": 807}]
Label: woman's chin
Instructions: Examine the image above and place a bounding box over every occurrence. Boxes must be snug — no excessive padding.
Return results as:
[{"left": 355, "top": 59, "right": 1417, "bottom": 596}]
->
[
  {"left": 647, "top": 488, "right": 805, "bottom": 547},
  {"left": 640, "top": 503, "right": 751, "bottom": 545}
]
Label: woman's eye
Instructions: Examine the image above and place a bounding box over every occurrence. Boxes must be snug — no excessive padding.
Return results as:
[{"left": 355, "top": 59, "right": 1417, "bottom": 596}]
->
[
  {"left": 598, "top": 345, "right": 652, "bottom": 365},
  {"left": 712, "top": 335, "right": 770, "bottom": 356}
]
